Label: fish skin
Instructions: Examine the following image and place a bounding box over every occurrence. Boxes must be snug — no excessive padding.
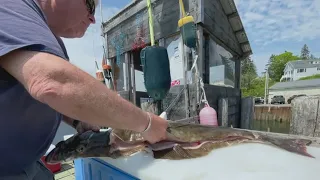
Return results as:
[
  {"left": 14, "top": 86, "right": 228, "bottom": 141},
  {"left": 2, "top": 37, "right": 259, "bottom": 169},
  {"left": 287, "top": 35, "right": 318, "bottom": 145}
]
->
[{"left": 45, "top": 121, "right": 314, "bottom": 164}]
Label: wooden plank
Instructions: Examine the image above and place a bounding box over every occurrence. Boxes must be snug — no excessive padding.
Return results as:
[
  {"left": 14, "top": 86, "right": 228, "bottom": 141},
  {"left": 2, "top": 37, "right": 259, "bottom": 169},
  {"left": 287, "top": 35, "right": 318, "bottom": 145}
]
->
[
  {"left": 234, "top": 58, "right": 241, "bottom": 89},
  {"left": 129, "top": 54, "right": 136, "bottom": 105},
  {"left": 218, "top": 98, "right": 228, "bottom": 127},
  {"left": 240, "top": 97, "right": 254, "bottom": 129},
  {"left": 124, "top": 53, "right": 130, "bottom": 91}
]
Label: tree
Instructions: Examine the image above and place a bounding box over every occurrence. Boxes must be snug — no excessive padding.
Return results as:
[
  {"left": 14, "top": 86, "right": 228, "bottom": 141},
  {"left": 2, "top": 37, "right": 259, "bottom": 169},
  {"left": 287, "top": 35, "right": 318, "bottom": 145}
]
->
[
  {"left": 310, "top": 54, "right": 317, "bottom": 59},
  {"left": 240, "top": 56, "right": 257, "bottom": 90},
  {"left": 267, "top": 54, "right": 276, "bottom": 79},
  {"left": 301, "top": 44, "right": 310, "bottom": 60},
  {"left": 268, "top": 51, "right": 300, "bottom": 81}
]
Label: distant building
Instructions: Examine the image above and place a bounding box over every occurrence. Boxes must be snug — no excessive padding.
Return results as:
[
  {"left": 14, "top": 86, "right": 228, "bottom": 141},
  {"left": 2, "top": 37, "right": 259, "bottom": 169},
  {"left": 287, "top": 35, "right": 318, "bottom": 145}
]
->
[
  {"left": 268, "top": 79, "right": 320, "bottom": 103},
  {"left": 280, "top": 59, "right": 320, "bottom": 82}
]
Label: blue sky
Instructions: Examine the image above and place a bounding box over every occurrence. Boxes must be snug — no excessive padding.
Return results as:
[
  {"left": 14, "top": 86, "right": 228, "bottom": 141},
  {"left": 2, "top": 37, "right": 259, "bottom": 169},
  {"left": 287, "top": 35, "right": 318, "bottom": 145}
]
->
[{"left": 62, "top": 0, "right": 320, "bottom": 77}]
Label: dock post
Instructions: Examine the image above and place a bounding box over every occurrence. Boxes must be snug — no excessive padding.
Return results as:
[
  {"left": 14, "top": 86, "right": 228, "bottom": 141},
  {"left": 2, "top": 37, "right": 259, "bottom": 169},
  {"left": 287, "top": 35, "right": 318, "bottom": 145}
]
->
[
  {"left": 240, "top": 97, "right": 254, "bottom": 130},
  {"left": 218, "top": 98, "right": 229, "bottom": 127},
  {"left": 290, "top": 96, "right": 320, "bottom": 137}
]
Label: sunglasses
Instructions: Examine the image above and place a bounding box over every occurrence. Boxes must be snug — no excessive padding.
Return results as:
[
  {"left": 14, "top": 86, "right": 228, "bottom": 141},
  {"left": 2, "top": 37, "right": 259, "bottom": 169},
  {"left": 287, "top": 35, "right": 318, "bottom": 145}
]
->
[{"left": 86, "top": 0, "right": 96, "bottom": 15}]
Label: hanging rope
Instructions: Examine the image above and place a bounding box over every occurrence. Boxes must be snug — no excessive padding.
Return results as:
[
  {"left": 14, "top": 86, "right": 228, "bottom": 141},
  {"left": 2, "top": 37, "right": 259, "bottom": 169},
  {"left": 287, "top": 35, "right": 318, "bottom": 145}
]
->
[
  {"left": 190, "top": 50, "right": 209, "bottom": 107},
  {"left": 178, "top": 0, "right": 209, "bottom": 107},
  {"left": 146, "top": 0, "right": 155, "bottom": 46},
  {"left": 179, "top": 0, "right": 187, "bottom": 18}
]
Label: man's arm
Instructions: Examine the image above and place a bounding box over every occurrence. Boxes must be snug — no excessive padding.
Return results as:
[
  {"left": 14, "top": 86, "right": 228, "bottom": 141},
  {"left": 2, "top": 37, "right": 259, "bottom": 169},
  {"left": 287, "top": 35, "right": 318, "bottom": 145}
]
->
[{"left": 0, "top": 50, "right": 162, "bottom": 135}]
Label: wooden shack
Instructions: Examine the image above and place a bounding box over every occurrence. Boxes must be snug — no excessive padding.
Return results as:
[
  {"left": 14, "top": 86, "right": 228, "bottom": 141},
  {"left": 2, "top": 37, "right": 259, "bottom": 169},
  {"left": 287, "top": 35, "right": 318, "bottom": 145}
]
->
[{"left": 101, "top": 0, "right": 252, "bottom": 128}]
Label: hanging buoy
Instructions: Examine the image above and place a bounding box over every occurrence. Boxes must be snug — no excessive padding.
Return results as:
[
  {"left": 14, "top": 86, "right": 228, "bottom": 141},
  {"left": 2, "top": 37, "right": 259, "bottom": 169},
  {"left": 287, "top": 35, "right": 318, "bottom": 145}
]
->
[
  {"left": 141, "top": 46, "right": 171, "bottom": 101},
  {"left": 199, "top": 104, "right": 218, "bottom": 126},
  {"left": 141, "top": 0, "right": 171, "bottom": 101},
  {"left": 178, "top": 0, "right": 197, "bottom": 49}
]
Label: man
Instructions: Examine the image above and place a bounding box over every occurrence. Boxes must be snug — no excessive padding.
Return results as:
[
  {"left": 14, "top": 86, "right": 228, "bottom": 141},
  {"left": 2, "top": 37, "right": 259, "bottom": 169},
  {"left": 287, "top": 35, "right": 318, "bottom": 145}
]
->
[{"left": 0, "top": 0, "right": 168, "bottom": 179}]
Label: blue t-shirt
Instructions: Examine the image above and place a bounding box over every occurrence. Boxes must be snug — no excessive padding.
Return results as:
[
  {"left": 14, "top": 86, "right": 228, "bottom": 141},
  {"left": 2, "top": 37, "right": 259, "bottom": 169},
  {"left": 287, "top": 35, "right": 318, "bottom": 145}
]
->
[{"left": 0, "top": 0, "right": 69, "bottom": 175}]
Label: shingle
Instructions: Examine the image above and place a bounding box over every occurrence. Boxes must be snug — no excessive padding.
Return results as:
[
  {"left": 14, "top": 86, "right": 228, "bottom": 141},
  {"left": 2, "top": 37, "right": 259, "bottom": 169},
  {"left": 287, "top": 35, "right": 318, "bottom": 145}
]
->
[{"left": 269, "top": 79, "right": 320, "bottom": 90}]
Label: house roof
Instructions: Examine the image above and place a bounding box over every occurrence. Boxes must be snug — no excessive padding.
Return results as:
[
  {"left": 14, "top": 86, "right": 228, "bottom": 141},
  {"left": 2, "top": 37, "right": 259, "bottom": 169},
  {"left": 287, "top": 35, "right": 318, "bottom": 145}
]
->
[
  {"left": 269, "top": 79, "right": 320, "bottom": 90},
  {"left": 287, "top": 59, "right": 320, "bottom": 69}
]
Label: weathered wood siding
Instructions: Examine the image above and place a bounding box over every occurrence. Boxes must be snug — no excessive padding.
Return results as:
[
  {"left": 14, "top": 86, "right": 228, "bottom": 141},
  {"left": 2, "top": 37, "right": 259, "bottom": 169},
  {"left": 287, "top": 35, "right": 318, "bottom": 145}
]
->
[
  {"left": 103, "top": 0, "right": 202, "bottom": 59},
  {"left": 202, "top": 0, "right": 243, "bottom": 56}
]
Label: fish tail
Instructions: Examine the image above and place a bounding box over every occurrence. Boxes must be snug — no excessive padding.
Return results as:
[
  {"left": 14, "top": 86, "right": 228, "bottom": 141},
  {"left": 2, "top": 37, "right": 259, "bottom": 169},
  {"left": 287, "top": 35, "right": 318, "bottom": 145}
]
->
[{"left": 261, "top": 136, "right": 314, "bottom": 158}]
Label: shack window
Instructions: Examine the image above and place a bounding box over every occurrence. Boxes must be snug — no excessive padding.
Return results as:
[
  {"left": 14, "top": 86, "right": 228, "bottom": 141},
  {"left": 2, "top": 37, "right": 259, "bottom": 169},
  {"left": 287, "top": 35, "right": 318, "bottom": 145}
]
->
[
  {"left": 113, "top": 55, "right": 125, "bottom": 91},
  {"left": 208, "top": 39, "right": 235, "bottom": 88}
]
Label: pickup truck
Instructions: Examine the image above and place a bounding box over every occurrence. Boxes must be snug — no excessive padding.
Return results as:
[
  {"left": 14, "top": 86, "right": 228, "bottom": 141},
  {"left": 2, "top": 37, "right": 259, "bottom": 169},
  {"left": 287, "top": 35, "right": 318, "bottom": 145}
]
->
[{"left": 271, "top": 95, "right": 285, "bottom": 104}]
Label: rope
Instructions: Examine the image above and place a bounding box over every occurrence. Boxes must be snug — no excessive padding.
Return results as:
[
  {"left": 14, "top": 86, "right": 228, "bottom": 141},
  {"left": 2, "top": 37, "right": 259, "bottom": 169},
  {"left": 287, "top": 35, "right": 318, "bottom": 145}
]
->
[
  {"left": 146, "top": 0, "right": 155, "bottom": 46},
  {"left": 190, "top": 50, "right": 209, "bottom": 106},
  {"left": 178, "top": 0, "right": 187, "bottom": 17},
  {"left": 179, "top": 0, "right": 209, "bottom": 107}
]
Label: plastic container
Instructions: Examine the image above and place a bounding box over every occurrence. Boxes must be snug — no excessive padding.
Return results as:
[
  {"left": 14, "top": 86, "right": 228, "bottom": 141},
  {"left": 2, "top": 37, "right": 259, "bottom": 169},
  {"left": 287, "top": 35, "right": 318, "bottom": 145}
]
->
[
  {"left": 74, "top": 158, "right": 139, "bottom": 180},
  {"left": 199, "top": 105, "right": 218, "bottom": 126}
]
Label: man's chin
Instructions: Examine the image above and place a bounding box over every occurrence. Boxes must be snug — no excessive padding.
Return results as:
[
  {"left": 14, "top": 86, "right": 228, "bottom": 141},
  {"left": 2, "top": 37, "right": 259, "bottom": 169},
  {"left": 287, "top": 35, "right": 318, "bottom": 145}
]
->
[{"left": 60, "top": 31, "right": 85, "bottom": 39}]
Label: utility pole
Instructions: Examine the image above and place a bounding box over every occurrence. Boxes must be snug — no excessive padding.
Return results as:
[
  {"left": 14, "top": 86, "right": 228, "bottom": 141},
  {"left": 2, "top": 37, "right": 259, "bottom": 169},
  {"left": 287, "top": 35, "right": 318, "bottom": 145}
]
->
[{"left": 264, "top": 64, "right": 270, "bottom": 104}]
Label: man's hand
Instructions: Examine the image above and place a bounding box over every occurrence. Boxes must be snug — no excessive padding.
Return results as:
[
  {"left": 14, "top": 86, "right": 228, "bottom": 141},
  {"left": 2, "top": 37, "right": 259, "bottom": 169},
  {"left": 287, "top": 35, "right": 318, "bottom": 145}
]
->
[
  {"left": 75, "top": 121, "right": 100, "bottom": 134},
  {"left": 141, "top": 113, "right": 168, "bottom": 144}
]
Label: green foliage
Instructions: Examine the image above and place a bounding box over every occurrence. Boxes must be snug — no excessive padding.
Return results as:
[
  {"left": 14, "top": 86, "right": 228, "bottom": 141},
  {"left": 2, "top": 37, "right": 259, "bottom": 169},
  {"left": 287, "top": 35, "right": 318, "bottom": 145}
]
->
[
  {"left": 268, "top": 51, "right": 300, "bottom": 81},
  {"left": 301, "top": 44, "right": 310, "bottom": 60},
  {"left": 240, "top": 56, "right": 271, "bottom": 97},
  {"left": 240, "top": 56, "right": 257, "bottom": 89},
  {"left": 298, "top": 74, "right": 320, "bottom": 80},
  {"left": 241, "top": 77, "right": 276, "bottom": 97}
]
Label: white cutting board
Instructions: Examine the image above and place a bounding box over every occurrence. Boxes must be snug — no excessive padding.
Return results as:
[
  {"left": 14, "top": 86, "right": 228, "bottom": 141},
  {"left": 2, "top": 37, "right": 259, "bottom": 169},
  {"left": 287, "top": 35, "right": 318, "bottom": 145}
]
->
[{"left": 99, "top": 143, "right": 320, "bottom": 180}]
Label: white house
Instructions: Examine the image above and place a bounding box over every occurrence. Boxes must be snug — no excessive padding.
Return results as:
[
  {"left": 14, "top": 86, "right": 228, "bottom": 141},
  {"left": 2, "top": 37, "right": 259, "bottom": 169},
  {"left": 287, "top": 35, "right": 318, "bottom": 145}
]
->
[
  {"left": 268, "top": 79, "right": 320, "bottom": 103},
  {"left": 280, "top": 59, "right": 320, "bottom": 82}
]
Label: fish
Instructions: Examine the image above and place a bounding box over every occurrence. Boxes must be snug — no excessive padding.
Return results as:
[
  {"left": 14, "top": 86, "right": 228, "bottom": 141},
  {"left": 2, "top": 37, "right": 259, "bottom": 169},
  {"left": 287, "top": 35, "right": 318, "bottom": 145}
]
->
[{"left": 45, "top": 121, "right": 314, "bottom": 164}]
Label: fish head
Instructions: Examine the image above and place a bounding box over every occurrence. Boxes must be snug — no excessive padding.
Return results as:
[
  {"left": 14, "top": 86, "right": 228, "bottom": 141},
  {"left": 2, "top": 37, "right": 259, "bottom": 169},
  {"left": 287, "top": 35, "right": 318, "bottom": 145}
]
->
[
  {"left": 45, "top": 139, "right": 79, "bottom": 164},
  {"left": 45, "top": 130, "right": 112, "bottom": 164}
]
